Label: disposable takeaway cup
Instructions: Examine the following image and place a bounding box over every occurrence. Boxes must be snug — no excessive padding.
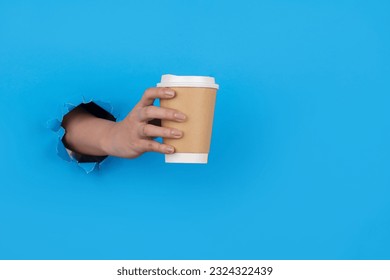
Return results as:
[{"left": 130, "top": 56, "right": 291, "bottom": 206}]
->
[{"left": 157, "top": 74, "right": 219, "bottom": 164}]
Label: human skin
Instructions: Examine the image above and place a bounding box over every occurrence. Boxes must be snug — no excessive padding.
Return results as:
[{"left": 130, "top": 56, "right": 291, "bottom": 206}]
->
[{"left": 61, "top": 87, "right": 186, "bottom": 158}]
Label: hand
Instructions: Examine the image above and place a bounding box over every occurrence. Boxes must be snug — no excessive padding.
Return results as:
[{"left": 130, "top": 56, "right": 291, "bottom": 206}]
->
[{"left": 102, "top": 87, "right": 186, "bottom": 158}]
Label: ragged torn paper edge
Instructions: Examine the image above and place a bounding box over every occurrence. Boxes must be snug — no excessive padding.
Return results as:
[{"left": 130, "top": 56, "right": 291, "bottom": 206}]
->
[{"left": 46, "top": 96, "right": 117, "bottom": 174}]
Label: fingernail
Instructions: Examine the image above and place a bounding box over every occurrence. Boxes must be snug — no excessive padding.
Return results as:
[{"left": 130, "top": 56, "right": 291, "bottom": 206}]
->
[
  {"left": 164, "top": 89, "right": 175, "bottom": 97},
  {"left": 174, "top": 112, "right": 186, "bottom": 121},
  {"left": 171, "top": 129, "right": 183, "bottom": 137},
  {"left": 166, "top": 146, "right": 174, "bottom": 154}
]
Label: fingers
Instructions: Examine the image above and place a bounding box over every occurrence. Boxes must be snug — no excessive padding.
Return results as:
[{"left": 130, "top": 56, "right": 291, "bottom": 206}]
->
[
  {"left": 138, "top": 106, "right": 187, "bottom": 122},
  {"left": 139, "top": 123, "right": 183, "bottom": 139},
  {"left": 140, "top": 139, "right": 175, "bottom": 154},
  {"left": 139, "top": 87, "right": 175, "bottom": 107},
  {"left": 125, "top": 87, "right": 184, "bottom": 156}
]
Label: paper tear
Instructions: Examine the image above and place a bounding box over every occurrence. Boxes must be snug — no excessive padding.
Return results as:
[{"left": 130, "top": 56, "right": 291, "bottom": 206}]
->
[
  {"left": 47, "top": 97, "right": 116, "bottom": 174},
  {"left": 77, "top": 162, "right": 98, "bottom": 174}
]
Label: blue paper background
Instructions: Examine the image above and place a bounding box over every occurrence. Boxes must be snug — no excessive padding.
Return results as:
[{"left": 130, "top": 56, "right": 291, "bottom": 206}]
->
[{"left": 1, "top": 0, "right": 389, "bottom": 259}]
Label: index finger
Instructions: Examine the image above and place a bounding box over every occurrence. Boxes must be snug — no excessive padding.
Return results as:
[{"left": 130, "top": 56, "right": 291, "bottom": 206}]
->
[{"left": 139, "top": 87, "right": 175, "bottom": 107}]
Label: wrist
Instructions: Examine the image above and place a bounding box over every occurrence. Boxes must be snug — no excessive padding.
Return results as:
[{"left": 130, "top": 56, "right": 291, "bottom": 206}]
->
[{"left": 99, "top": 120, "right": 118, "bottom": 156}]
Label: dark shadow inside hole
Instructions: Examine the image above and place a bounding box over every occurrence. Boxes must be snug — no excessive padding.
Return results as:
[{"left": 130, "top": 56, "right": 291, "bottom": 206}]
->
[{"left": 79, "top": 102, "right": 116, "bottom": 122}]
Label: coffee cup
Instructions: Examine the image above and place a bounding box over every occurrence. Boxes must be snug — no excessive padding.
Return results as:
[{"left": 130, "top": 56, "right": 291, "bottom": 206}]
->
[{"left": 157, "top": 74, "right": 219, "bottom": 163}]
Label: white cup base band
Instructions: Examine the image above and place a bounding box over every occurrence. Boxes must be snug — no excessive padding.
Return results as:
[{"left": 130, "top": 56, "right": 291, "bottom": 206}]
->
[{"left": 165, "top": 153, "right": 208, "bottom": 164}]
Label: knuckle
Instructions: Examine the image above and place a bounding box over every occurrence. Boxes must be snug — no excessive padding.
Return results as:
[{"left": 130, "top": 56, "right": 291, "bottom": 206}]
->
[
  {"left": 142, "top": 88, "right": 155, "bottom": 101},
  {"left": 139, "top": 123, "right": 147, "bottom": 136},
  {"left": 130, "top": 140, "right": 143, "bottom": 153},
  {"left": 144, "top": 87, "right": 154, "bottom": 96},
  {"left": 163, "top": 108, "right": 175, "bottom": 119},
  {"left": 146, "top": 141, "right": 157, "bottom": 151},
  {"left": 144, "top": 106, "right": 153, "bottom": 117},
  {"left": 164, "top": 128, "right": 171, "bottom": 137},
  {"left": 136, "top": 107, "right": 143, "bottom": 120},
  {"left": 137, "top": 140, "right": 146, "bottom": 151},
  {"left": 157, "top": 87, "right": 166, "bottom": 95},
  {"left": 162, "top": 109, "right": 171, "bottom": 119},
  {"left": 143, "top": 124, "right": 151, "bottom": 136}
]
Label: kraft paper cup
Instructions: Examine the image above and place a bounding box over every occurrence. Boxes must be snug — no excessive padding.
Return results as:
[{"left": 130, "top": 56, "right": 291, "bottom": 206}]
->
[{"left": 157, "top": 74, "right": 219, "bottom": 164}]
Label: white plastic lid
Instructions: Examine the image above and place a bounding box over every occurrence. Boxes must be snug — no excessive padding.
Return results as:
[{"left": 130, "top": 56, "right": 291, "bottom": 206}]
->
[{"left": 157, "top": 74, "right": 219, "bottom": 89}]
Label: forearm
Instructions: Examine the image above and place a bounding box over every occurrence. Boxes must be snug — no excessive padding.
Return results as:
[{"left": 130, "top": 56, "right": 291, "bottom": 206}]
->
[{"left": 62, "top": 107, "right": 115, "bottom": 156}]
